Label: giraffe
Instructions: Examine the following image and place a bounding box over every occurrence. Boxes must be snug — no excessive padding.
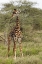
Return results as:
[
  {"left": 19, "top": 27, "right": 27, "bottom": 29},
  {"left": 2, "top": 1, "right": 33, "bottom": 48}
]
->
[{"left": 7, "top": 10, "right": 23, "bottom": 59}]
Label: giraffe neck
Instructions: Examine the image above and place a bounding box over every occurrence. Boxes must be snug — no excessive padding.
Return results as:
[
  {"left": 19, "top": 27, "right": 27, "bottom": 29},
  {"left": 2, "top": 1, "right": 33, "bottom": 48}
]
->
[
  {"left": 15, "top": 16, "right": 20, "bottom": 30},
  {"left": 14, "top": 16, "right": 21, "bottom": 37}
]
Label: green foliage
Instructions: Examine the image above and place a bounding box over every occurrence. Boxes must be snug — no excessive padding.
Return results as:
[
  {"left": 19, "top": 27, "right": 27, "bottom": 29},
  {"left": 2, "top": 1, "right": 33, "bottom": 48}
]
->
[
  {"left": 0, "top": 1, "right": 42, "bottom": 41},
  {"left": 33, "top": 19, "right": 40, "bottom": 30}
]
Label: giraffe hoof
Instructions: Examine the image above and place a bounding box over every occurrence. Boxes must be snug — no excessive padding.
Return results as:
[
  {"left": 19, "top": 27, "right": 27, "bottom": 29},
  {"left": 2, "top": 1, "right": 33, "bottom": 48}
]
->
[
  {"left": 13, "top": 56, "right": 16, "bottom": 60},
  {"left": 22, "top": 53, "right": 23, "bottom": 57}
]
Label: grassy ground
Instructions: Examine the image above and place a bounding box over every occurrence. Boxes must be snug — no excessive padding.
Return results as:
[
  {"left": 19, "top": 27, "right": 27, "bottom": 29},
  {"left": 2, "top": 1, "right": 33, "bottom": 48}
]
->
[
  {"left": 0, "top": 41, "right": 42, "bottom": 64},
  {"left": 0, "top": 30, "right": 42, "bottom": 64}
]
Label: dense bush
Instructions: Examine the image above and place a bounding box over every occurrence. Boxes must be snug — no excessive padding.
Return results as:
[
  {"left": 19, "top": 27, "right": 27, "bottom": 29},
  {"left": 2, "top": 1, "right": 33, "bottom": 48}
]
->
[{"left": 0, "top": 1, "right": 42, "bottom": 41}]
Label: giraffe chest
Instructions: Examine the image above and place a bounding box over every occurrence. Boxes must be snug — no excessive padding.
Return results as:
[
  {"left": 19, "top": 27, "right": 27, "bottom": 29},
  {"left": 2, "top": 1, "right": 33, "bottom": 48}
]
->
[{"left": 14, "top": 29, "right": 21, "bottom": 37}]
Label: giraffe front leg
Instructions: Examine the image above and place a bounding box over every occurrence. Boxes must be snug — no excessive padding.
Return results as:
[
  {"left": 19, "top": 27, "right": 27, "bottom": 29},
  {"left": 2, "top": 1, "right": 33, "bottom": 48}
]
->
[
  {"left": 19, "top": 43, "right": 23, "bottom": 57},
  {"left": 13, "top": 42, "right": 16, "bottom": 59},
  {"left": 18, "top": 38, "right": 23, "bottom": 57},
  {"left": 13, "top": 37, "right": 17, "bottom": 59}
]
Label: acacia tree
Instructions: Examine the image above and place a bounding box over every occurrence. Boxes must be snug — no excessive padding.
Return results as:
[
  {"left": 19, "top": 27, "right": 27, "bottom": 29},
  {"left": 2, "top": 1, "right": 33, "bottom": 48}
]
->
[{"left": 0, "top": 0, "right": 42, "bottom": 42}]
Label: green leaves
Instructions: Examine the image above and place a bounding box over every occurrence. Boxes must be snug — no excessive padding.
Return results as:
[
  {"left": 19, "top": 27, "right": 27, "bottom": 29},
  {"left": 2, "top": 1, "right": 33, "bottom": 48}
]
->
[{"left": 0, "top": 0, "right": 42, "bottom": 41}]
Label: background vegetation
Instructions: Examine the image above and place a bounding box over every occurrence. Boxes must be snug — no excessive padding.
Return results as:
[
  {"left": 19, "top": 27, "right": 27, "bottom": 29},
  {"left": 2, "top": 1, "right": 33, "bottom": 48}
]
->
[{"left": 0, "top": 0, "right": 42, "bottom": 64}]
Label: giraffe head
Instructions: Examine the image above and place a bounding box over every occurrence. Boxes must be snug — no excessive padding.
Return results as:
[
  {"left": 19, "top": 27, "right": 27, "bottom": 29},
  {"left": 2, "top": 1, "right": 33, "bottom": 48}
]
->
[{"left": 13, "top": 9, "right": 17, "bottom": 14}]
